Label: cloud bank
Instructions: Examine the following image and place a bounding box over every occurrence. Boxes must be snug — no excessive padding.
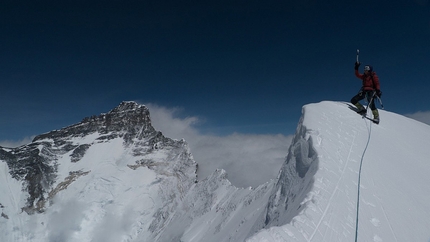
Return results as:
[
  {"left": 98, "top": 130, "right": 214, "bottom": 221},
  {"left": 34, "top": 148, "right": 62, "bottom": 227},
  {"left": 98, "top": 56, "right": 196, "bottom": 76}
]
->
[
  {"left": 405, "top": 111, "right": 430, "bottom": 125},
  {"left": 146, "top": 104, "right": 293, "bottom": 188},
  {"left": 0, "top": 136, "right": 34, "bottom": 148}
]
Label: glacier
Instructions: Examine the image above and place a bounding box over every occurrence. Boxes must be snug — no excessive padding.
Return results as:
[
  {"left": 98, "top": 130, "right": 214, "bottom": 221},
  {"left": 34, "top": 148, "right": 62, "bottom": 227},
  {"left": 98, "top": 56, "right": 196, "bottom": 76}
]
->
[{"left": 1, "top": 101, "right": 430, "bottom": 242}]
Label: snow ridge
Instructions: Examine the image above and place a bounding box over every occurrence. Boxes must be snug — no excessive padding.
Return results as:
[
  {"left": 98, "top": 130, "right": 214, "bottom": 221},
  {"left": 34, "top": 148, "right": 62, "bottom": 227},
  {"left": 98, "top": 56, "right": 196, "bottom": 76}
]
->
[
  {"left": 248, "top": 101, "right": 430, "bottom": 242},
  {"left": 263, "top": 115, "right": 319, "bottom": 228}
]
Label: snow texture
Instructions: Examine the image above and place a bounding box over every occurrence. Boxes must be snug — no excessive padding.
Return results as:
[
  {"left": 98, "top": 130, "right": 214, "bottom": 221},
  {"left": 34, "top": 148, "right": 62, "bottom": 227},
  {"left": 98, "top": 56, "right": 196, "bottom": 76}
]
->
[
  {"left": 1, "top": 101, "right": 430, "bottom": 242},
  {"left": 248, "top": 101, "right": 430, "bottom": 241}
]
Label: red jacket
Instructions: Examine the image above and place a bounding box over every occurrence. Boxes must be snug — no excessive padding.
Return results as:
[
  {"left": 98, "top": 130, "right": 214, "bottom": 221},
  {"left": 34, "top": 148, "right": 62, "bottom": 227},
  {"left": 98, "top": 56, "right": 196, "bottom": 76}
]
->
[{"left": 355, "top": 70, "right": 380, "bottom": 91}]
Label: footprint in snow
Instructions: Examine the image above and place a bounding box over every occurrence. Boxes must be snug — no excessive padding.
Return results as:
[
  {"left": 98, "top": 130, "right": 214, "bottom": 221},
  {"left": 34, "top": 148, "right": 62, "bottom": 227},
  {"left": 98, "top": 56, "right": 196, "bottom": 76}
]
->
[
  {"left": 373, "top": 234, "right": 383, "bottom": 242},
  {"left": 370, "top": 217, "right": 380, "bottom": 227}
]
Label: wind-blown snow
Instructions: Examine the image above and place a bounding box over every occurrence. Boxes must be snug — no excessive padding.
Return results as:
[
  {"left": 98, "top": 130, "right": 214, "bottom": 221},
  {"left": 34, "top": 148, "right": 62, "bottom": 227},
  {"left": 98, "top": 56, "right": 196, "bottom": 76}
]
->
[{"left": 1, "top": 101, "right": 430, "bottom": 242}]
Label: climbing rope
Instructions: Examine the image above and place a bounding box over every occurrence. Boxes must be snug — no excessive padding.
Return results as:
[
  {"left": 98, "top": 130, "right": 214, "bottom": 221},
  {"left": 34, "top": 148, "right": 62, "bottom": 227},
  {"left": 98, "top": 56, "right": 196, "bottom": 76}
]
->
[{"left": 354, "top": 118, "right": 373, "bottom": 242}]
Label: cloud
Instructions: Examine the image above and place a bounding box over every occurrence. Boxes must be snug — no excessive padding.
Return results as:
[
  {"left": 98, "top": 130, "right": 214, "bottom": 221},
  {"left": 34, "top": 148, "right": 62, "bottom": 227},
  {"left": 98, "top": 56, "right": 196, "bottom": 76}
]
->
[
  {"left": 146, "top": 103, "right": 293, "bottom": 188},
  {"left": 47, "top": 198, "right": 86, "bottom": 242},
  {"left": 92, "top": 205, "right": 136, "bottom": 242},
  {"left": 45, "top": 197, "right": 136, "bottom": 242},
  {"left": 0, "top": 136, "right": 34, "bottom": 148},
  {"left": 405, "top": 111, "right": 430, "bottom": 125}
]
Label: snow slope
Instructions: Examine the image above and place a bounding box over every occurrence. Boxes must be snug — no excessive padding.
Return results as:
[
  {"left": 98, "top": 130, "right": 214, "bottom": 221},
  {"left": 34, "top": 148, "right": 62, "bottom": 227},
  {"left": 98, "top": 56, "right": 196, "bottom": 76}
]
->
[
  {"left": 1, "top": 101, "right": 430, "bottom": 242},
  {"left": 248, "top": 101, "right": 430, "bottom": 242}
]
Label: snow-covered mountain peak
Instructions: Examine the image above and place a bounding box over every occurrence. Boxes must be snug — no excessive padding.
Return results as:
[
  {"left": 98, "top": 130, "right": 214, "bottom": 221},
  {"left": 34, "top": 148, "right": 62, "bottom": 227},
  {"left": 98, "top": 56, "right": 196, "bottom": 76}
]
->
[
  {"left": 109, "top": 100, "right": 144, "bottom": 113},
  {"left": 0, "top": 101, "right": 197, "bottom": 220},
  {"left": 33, "top": 101, "right": 154, "bottom": 143}
]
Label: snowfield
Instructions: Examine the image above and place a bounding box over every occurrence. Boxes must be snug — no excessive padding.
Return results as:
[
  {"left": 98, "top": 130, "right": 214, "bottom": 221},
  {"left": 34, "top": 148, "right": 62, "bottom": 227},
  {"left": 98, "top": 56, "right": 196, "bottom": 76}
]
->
[
  {"left": 1, "top": 101, "right": 430, "bottom": 242},
  {"left": 248, "top": 101, "right": 430, "bottom": 242}
]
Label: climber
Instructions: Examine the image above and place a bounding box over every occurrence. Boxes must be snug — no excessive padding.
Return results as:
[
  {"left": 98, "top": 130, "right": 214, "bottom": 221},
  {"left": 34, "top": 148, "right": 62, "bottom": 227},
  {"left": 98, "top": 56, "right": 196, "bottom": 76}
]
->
[{"left": 351, "top": 62, "right": 382, "bottom": 124}]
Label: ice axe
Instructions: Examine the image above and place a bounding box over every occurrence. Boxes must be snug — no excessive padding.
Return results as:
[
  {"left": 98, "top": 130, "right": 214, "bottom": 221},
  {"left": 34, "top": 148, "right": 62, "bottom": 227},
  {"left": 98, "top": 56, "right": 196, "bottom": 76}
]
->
[{"left": 356, "top": 49, "right": 360, "bottom": 63}]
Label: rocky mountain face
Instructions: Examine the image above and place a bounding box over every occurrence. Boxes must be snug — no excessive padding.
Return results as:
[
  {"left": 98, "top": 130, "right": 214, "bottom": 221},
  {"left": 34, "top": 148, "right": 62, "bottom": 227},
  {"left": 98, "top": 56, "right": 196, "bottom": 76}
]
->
[
  {"left": 0, "top": 101, "right": 312, "bottom": 242},
  {"left": 1, "top": 102, "right": 190, "bottom": 214}
]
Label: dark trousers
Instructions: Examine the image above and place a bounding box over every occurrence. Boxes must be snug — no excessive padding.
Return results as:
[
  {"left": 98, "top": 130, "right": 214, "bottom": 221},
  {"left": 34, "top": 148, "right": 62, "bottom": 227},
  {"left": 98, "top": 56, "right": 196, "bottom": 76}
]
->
[{"left": 351, "top": 90, "right": 377, "bottom": 110}]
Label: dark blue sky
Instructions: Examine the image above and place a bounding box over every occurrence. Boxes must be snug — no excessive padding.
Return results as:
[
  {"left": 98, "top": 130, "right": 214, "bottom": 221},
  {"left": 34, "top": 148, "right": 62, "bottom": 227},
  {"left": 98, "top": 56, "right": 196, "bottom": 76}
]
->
[{"left": 1, "top": 0, "right": 430, "bottom": 142}]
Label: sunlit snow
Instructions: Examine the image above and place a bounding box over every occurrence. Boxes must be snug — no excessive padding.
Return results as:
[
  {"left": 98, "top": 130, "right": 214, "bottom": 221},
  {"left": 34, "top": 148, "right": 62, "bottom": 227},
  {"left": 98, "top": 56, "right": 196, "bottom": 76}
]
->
[
  {"left": 1, "top": 101, "right": 429, "bottom": 242},
  {"left": 248, "top": 101, "right": 430, "bottom": 241}
]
